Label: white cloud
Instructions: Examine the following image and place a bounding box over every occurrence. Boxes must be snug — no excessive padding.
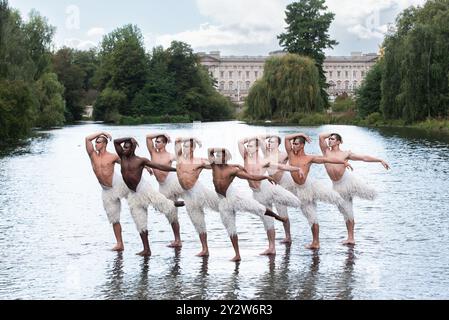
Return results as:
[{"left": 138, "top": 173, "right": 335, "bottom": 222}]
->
[
  {"left": 87, "top": 27, "right": 105, "bottom": 38},
  {"left": 64, "top": 38, "right": 97, "bottom": 50},
  {"left": 152, "top": 0, "right": 289, "bottom": 52},
  {"left": 150, "top": 0, "right": 427, "bottom": 54},
  {"left": 327, "top": 0, "right": 427, "bottom": 40}
]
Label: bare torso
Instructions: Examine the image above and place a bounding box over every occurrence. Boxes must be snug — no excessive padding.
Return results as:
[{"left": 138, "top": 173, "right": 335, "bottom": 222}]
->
[
  {"left": 323, "top": 149, "right": 350, "bottom": 181},
  {"left": 176, "top": 157, "right": 205, "bottom": 191},
  {"left": 243, "top": 155, "right": 266, "bottom": 189},
  {"left": 211, "top": 165, "right": 239, "bottom": 197},
  {"left": 265, "top": 150, "right": 288, "bottom": 183},
  {"left": 150, "top": 150, "right": 174, "bottom": 183},
  {"left": 288, "top": 153, "right": 314, "bottom": 185},
  {"left": 90, "top": 152, "right": 119, "bottom": 188},
  {"left": 120, "top": 156, "right": 147, "bottom": 192}
]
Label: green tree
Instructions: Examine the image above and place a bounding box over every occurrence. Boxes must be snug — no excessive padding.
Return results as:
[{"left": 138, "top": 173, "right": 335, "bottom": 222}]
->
[
  {"left": 278, "top": 0, "right": 338, "bottom": 107},
  {"left": 0, "top": 80, "right": 37, "bottom": 140},
  {"left": 246, "top": 54, "right": 322, "bottom": 120},
  {"left": 34, "top": 72, "right": 65, "bottom": 128},
  {"left": 52, "top": 47, "right": 85, "bottom": 121},
  {"left": 380, "top": 1, "right": 449, "bottom": 123},
  {"left": 96, "top": 24, "right": 149, "bottom": 113},
  {"left": 23, "top": 10, "right": 55, "bottom": 80},
  {"left": 356, "top": 61, "right": 383, "bottom": 118},
  {"left": 93, "top": 88, "right": 126, "bottom": 123}
]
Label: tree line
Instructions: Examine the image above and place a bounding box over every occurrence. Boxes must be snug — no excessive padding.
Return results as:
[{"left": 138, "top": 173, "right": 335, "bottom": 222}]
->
[
  {"left": 357, "top": 0, "right": 449, "bottom": 124},
  {"left": 0, "top": 0, "right": 234, "bottom": 142}
]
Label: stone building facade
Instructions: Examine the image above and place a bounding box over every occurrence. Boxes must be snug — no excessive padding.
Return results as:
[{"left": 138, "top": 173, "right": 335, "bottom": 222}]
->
[{"left": 198, "top": 51, "right": 379, "bottom": 104}]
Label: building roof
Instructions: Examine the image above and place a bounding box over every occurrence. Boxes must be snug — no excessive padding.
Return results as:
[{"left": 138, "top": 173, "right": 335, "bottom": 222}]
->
[
  {"left": 198, "top": 51, "right": 379, "bottom": 63},
  {"left": 324, "top": 54, "right": 379, "bottom": 63}
]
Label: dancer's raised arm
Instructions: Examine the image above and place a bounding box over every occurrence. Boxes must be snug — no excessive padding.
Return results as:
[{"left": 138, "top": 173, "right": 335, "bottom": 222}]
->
[{"left": 319, "top": 132, "right": 333, "bottom": 154}]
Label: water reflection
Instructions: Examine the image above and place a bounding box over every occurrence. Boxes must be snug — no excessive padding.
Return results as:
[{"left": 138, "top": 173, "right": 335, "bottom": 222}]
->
[
  {"left": 131, "top": 257, "right": 150, "bottom": 300},
  {"left": 254, "top": 246, "right": 293, "bottom": 300},
  {"left": 102, "top": 252, "right": 125, "bottom": 300},
  {"left": 295, "top": 252, "right": 321, "bottom": 300},
  {"left": 162, "top": 248, "right": 183, "bottom": 300},
  {"left": 221, "top": 262, "right": 241, "bottom": 300},
  {"left": 335, "top": 248, "right": 356, "bottom": 300}
]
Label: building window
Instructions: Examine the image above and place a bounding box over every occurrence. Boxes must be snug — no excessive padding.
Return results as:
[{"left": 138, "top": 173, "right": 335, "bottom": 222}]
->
[
  {"left": 344, "top": 81, "right": 349, "bottom": 90},
  {"left": 229, "top": 81, "right": 234, "bottom": 91},
  {"left": 246, "top": 71, "right": 250, "bottom": 78},
  {"left": 353, "top": 71, "right": 357, "bottom": 78},
  {"left": 220, "top": 71, "right": 224, "bottom": 78},
  {"left": 219, "top": 82, "right": 225, "bottom": 90},
  {"left": 238, "top": 71, "right": 242, "bottom": 78},
  {"left": 329, "top": 71, "right": 333, "bottom": 78},
  {"left": 337, "top": 81, "right": 341, "bottom": 89},
  {"left": 229, "top": 71, "right": 233, "bottom": 78},
  {"left": 255, "top": 71, "right": 259, "bottom": 78},
  {"left": 361, "top": 71, "right": 365, "bottom": 77},
  {"left": 345, "top": 71, "right": 349, "bottom": 78},
  {"left": 246, "top": 81, "right": 251, "bottom": 90},
  {"left": 353, "top": 81, "right": 358, "bottom": 89},
  {"left": 337, "top": 71, "right": 341, "bottom": 77}
]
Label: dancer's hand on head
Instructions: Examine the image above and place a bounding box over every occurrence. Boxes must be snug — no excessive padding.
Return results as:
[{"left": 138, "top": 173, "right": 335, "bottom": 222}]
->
[
  {"left": 345, "top": 161, "right": 354, "bottom": 171},
  {"left": 104, "top": 132, "right": 112, "bottom": 141},
  {"left": 130, "top": 138, "right": 139, "bottom": 147},
  {"left": 381, "top": 160, "right": 390, "bottom": 170},
  {"left": 305, "top": 136, "right": 312, "bottom": 144}
]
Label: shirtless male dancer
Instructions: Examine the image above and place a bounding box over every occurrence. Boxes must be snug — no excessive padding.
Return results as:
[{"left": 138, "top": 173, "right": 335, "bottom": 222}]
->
[
  {"left": 175, "top": 137, "right": 221, "bottom": 257},
  {"left": 285, "top": 133, "right": 352, "bottom": 250},
  {"left": 114, "top": 137, "right": 184, "bottom": 256},
  {"left": 238, "top": 136, "right": 302, "bottom": 255},
  {"left": 86, "top": 132, "right": 129, "bottom": 251},
  {"left": 146, "top": 133, "right": 183, "bottom": 247},
  {"left": 260, "top": 135, "right": 296, "bottom": 244},
  {"left": 319, "top": 132, "right": 390, "bottom": 245},
  {"left": 208, "top": 148, "right": 288, "bottom": 262}
]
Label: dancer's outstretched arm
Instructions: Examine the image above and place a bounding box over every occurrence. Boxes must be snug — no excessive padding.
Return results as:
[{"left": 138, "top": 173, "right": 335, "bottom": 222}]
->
[{"left": 348, "top": 153, "right": 390, "bottom": 170}]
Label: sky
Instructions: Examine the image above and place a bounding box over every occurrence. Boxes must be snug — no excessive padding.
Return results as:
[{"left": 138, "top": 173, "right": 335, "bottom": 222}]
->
[{"left": 9, "top": 0, "right": 427, "bottom": 56}]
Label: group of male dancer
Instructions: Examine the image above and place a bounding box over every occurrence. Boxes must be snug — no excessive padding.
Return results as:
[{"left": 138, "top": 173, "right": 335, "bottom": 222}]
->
[{"left": 86, "top": 131, "right": 390, "bottom": 261}]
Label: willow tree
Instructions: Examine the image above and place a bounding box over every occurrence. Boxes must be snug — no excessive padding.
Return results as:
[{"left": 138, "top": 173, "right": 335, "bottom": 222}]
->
[
  {"left": 380, "top": 0, "right": 449, "bottom": 123},
  {"left": 245, "top": 54, "right": 322, "bottom": 120}
]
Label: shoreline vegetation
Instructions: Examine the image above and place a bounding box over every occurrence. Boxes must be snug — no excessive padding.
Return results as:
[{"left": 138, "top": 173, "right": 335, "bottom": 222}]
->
[{"left": 242, "top": 112, "right": 449, "bottom": 133}]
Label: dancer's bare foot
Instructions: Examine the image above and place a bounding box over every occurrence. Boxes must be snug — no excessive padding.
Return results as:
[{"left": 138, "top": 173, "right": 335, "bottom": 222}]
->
[
  {"left": 136, "top": 250, "right": 151, "bottom": 256},
  {"left": 167, "top": 240, "right": 182, "bottom": 248},
  {"left": 305, "top": 242, "right": 320, "bottom": 250},
  {"left": 260, "top": 248, "right": 276, "bottom": 256},
  {"left": 281, "top": 238, "right": 292, "bottom": 244},
  {"left": 342, "top": 239, "right": 356, "bottom": 246},
  {"left": 196, "top": 250, "right": 209, "bottom": 257},
  {"left": 231, "top": 255, "right": 241, "bottom": 262},
  {"left": 112, "top": 244, "right": 124, "bottom": 251}
]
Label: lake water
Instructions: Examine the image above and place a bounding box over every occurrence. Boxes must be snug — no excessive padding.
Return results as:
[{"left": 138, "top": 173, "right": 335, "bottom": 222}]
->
[{"left": 1, "top": 121, "right": 448, "bottom": 300}]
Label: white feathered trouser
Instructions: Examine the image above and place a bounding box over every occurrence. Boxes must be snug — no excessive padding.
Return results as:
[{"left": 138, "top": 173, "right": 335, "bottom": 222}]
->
[
  {"left": 127, "top": 178, "right": 176, "bottom": 233},
  {"left": 252, "top": 180, "right": 300, "bottom": 231},
  {"left": 101, "top": 172, "right": 129, "bottom": 224},
  {"left": 332, "top": 172, "right": 377, "bottom": 221}
]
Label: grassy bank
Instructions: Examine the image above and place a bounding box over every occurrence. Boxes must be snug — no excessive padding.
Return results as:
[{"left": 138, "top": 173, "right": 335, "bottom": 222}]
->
[{"left": 243, "top": 112, "right": 449, "bottom": 133}]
